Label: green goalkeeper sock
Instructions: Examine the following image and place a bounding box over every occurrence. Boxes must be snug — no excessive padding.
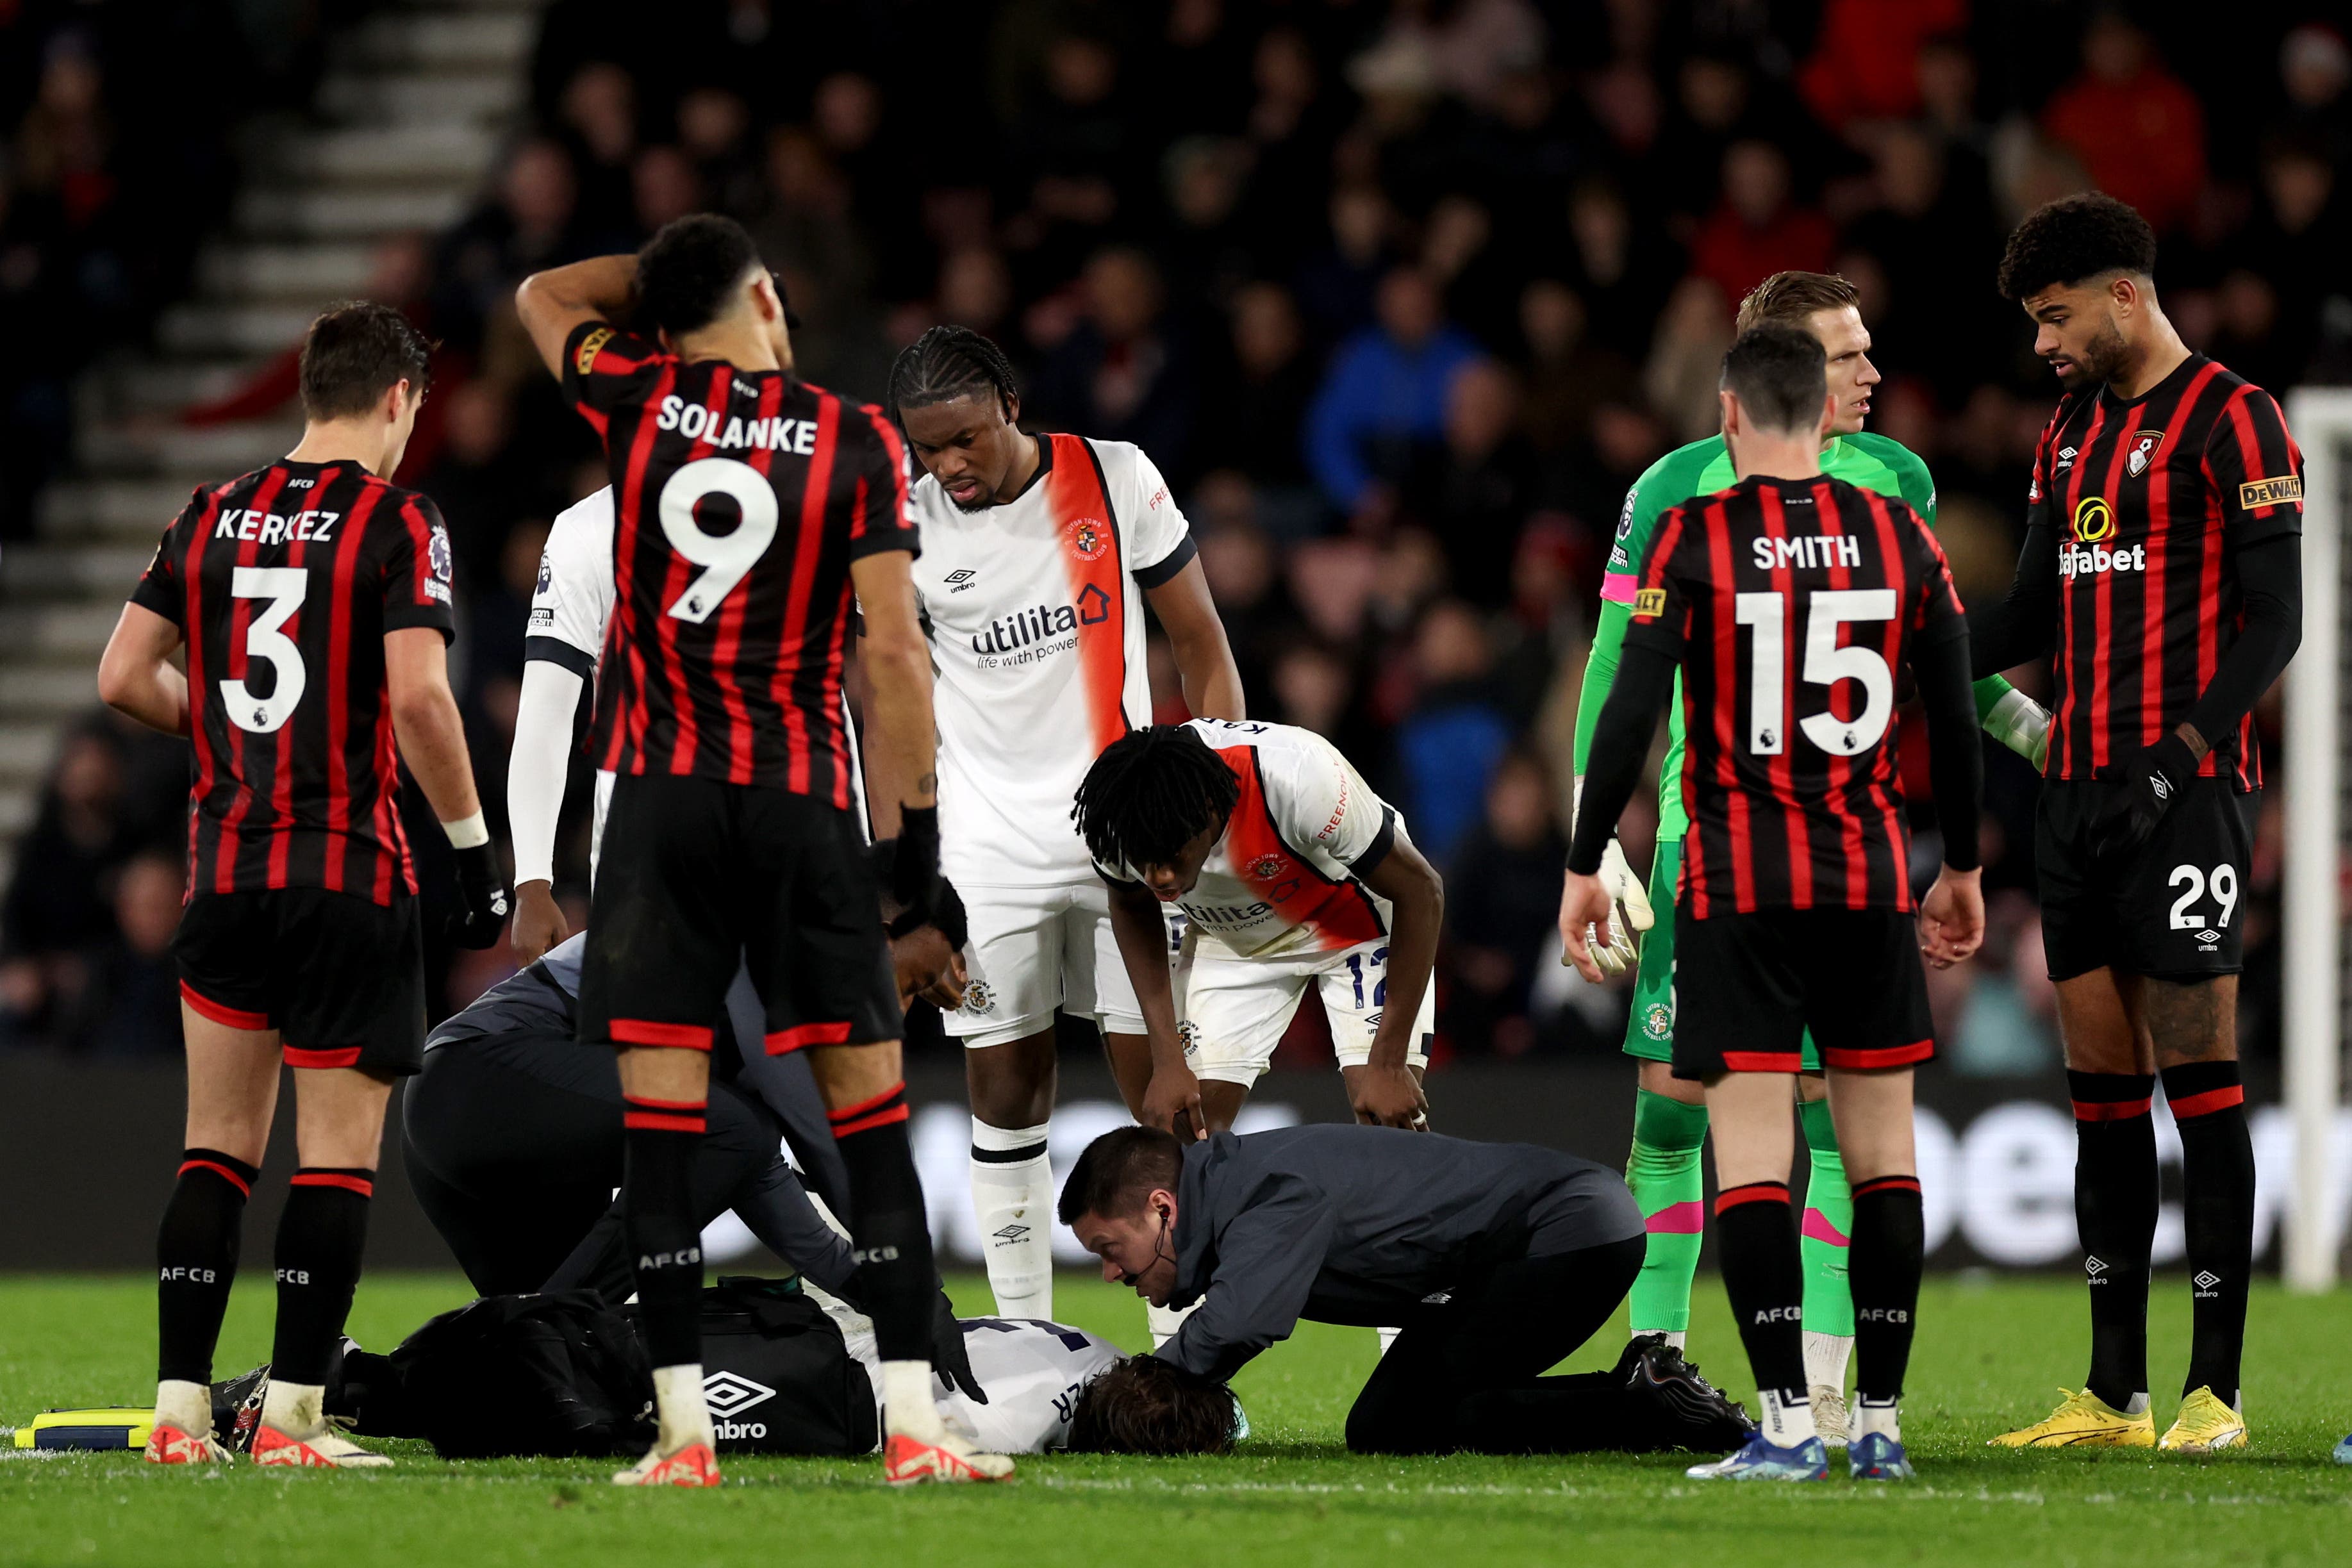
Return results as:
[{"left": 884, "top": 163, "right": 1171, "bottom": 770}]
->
[
  {"left": 1626, "top": 1089, "right": 1710, "bottom": 1337},
  {"left": 1798, "top": 1092, "right": 1855, "bottom": 1386}
]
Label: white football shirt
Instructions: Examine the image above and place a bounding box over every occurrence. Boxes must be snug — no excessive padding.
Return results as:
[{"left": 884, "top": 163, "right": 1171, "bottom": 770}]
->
[
  {"left": 522, "top": 486, "right": 869, "bottom": 876},
  {"left": 1097, "top": 718, "right": 1401, "bottom": 958},
  {"left": 820, "top": 1289, "right": 1122, "bottom": 1453},
  {"left": 910, "top": 434, "right": 1194, "bottom": 887}
]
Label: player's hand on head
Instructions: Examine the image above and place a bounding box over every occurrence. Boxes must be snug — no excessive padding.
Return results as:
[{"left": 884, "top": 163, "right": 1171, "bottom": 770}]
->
[
  {"left": 1141, "top": 1061, "right": 1206, "bottom": 1142},
  {"left": 1917, "top": 866, "right": 1985, "bottom": 969},
  {"left": 509, "top": 879, "right": 568, "bottom": 964},
  {"left": 1557, "top": 871, "right": 1616, "bottom": 983},
  {"left": 448, "top": 842, "right": 510, "bottom": 950},
  {"left": 1349, "top": 1062, "right": 1429, "bottom": 1130}
]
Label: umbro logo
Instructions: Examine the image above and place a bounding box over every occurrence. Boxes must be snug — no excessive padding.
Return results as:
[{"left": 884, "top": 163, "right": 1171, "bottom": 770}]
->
[
  {"left": 992, "top": 1223, "right": 1031, "bottom": 1244},
  {"left": 945, "top": 568, "right": 979, "bottom": 593},
  {"left": 2194, "top": 1270, "right": 2221, "bottom": 1292},
  {"left": 2196, "top": 929, "right": 2221, "bottom": 946},
  {"left": 701, "top": 1370, "right": 775, "bottom": 1418},
  {"left": 2085, "top": 1255, "right": 2108, "bottom": 1276},
  {"left": 2055, "top": 445, "right": 2078, "bottom": 472},
  {"left": 2149, "top": 775, "right": 2171, "bottom": 802}
]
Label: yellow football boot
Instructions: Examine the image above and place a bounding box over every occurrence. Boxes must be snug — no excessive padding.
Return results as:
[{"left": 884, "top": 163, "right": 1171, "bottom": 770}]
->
[
  {"left": 2158, "top": 1387, "right": 2246, "bottom": 1453},
  {"left": 1987, "top": 1388, "right": 2155, "bottom": 1448}
]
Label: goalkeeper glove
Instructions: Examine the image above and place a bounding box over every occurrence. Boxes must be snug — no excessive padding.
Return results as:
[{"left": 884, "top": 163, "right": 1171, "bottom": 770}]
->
[
  {"left": 1569, "top": 777, "right": 1654, "bottom": 978},
  {"left": 1981, "top": 688, "right": 2053, "bottom": 772}
]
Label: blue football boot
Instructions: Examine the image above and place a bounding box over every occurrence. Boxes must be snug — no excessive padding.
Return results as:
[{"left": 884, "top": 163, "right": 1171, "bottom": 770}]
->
[
  {"left": 1848, "top": 1430, "right": 1914, "bottom": 1480},
  {"left": 1685, "top": 1432, "right": 1829, "bottom": 1481}
]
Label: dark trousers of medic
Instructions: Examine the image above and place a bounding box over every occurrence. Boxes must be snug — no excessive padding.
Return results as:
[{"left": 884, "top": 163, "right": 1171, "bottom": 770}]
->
[{"left": 1345, "top": 1235, "right": 1647, "bottom": 1455}]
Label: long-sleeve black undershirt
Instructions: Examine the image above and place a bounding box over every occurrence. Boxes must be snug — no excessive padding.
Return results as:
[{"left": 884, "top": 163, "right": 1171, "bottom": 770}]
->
[
  {"left": 1566, "top": 629, "right": 1983, "bottom": 877},
  {"left": 1969, "top": 529, "right": 2301, "bottom": 757}
]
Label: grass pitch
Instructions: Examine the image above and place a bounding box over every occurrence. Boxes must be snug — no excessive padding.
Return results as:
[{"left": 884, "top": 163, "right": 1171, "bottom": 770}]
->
[{"left": 4, "top": 1272, "right": 2348, "bottom": 1567}]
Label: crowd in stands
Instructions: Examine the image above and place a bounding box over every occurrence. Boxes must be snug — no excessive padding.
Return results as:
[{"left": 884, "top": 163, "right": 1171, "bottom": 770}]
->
[{"left": 4, "top": 1, "right": 2346, "bottom": 1071}]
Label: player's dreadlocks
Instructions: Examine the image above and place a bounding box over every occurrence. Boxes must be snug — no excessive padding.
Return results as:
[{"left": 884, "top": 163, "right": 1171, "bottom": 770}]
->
[
  {"left": 886, "top": 324, "right": 1020, "bottom": 422},
  {"left": 1070, "top": 726, "right": 1240, "bottom": 875}
]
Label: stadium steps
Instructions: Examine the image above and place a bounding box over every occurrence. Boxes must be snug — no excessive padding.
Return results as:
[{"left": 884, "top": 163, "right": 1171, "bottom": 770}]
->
[{"left": 0, "top": 0, "right": 542, "bottom": 881}]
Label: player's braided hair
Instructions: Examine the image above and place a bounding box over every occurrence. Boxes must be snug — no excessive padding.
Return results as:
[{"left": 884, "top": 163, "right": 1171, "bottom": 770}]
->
[
  {"left": 1066, "top": 1355, "right": 1239, "bottom": 1455},
  {"left": 1070, "top": 726, "right": 1241, "bottom": 877},
  {"left": 1997, "top": 193, "right": 2157, "bottom": 301},
  {"left": 886, "top": 324, "right": 1020, "bottom": 421}
]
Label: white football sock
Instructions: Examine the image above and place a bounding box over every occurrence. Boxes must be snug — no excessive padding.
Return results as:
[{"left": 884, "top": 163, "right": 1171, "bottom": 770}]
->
[
  {"left": 1757, "top": 1389, "right": 1817, "bottom": 1448},
  {"left": 1803, "top": 1330, "right": 1853, "bottom": 1392},
  {"left": 1147, "top": 1298, "right": 1200, "bottom": 1349},
  {"left": 881, "top": 1359, "right": 948, "bottom": 1442},
  {"left": 1855, "top": 1398, "right": 1900, "bottom": 1442},
  {"left": 154, "top": 1378, "right": 213, "bottom": 1436},
  {"left": 1376, "top": 1326, "right": 1400, "bottom": 1358},
  {"left": 970, "top": 1118, "right": 1054, "bottom": 1318},
  {"left": 650, "top": 1363, "right": 713, "bottom": 1452},
  {"left": 259, "top": 1380, "right": 325, "bottom": 1437}
]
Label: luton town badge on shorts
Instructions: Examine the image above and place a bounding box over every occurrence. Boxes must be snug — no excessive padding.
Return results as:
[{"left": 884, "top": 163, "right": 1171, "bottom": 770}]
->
[
  {"left": 961, "top": 982, "right": 994, "bottom": 1016},
  {"left": 1643, "top": 1002, "right": 1673, "bottom": 1040}
]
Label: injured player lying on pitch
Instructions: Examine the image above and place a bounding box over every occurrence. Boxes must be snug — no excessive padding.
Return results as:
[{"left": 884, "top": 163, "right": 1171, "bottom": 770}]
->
[
  {"left": 203, "top": 1278, "right": 1122, "bottom": 1463},
  {"left": 1059, "top": 1124, "right": 1755, "bottom": 1455}
]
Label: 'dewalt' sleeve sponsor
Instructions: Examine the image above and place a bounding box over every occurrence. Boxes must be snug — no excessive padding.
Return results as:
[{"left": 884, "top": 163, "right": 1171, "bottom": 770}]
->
[
  {"left": 1621, "top": 504, "right": 1696, "bottom": 662},
  {"left": 559, "top": 320, "right": 667, "bottom": 434},
  {"left": 2204, "top": 385, "right": 2305, "bottom": 547}
]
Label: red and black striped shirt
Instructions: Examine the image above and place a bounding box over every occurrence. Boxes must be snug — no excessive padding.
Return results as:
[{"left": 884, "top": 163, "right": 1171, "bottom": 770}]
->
[
  {"left": 562, "top": 321, "right": 917, "bottom": 804},
  {"left": 2024, "top": 352, "right": 2303, "bottom": 789},
  {"left": 129, "top": 461, "right": 455, "bottom": 905},
  {"left": 1627, "top": 474, "right": 1966, "bottom": 916}
]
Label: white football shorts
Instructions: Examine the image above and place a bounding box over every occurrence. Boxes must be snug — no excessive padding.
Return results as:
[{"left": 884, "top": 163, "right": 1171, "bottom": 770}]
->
[
  {"left": 1178, "top": 934, "right": 1434, "bottom": 1088},
  {"left": 945, "top": 880, "right": 1148, "bottom": 1048}
]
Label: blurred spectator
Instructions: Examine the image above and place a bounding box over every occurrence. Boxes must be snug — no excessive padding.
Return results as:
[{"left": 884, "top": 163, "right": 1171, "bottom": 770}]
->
[
  {"left": 1643, "top": 277, "right": 1735, "bottom": 443},
  {"left": 1443, "top": 750, "right": 1570, "bottom": 1055},
  {"left": 433, "top": 138, "right": 586, "bottom": 353},
  {"left": 556, "top": 62, "right": 639, "bottom": 242},
  {"left": 1515, "top": 280, "right": 1637, "bottom": 459},
  {"left": 2041, "top": 13, "right": 2207, "bottom": 234},
  {"left": 1211, "top": 281, "right": 1320, "bottom": 503},
  {"left": 1032, "top": 246, "right": 1196, "bottom": 469},
  {"left": 2275, "top": 23, "right": 2351, "bottom": 156},
  {"left": 1410, "top": 359, "right": 1535, "bottom": 602},
  {"left": 1391, "top": 600, "right": 1511, "bottom": 861},
  {"left": 1304, "top": 267, "right": 1482, "bottom": 515},
  {"left": 1, "top": 725, "right": 133, "bottom": 1046},
  {"left": 1294, "top": 183, "right": 1395, "bottom": 345},
  {"left": 76, "top": 852, "right": 185, "bottom": 1058},
  {"left": 1687, "top": 140, "right": 1835, "bottom": 306},
  {"left": 1796, "top": 0, "right": 1967, "bottom": 130}
]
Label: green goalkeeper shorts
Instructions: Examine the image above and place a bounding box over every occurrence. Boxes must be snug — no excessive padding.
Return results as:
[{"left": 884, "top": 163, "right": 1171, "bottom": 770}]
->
[{"left": 1619, "top": 839, "right": 1823, "bottom": 1071}]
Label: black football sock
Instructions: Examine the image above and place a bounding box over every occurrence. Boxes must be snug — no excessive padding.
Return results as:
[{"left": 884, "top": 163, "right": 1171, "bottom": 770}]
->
[
  {"left": 2163, "top": 1062, "right": 2253, "bottom": 1407},
  {"left": 830, "top": 1084, "right": 936, "bottom": 1362},
  {"left": 1848, "top": 1176, "right": 1924, "bottom": 1407},
  {"left": 621, "top": 1096, "right": 708, "bottom": 1369},
  {"left": 157, "top": 1148, "right": 260, "bottom": 1385},
  {"left": 271, "top": 1168, "right": 373, "bottom": 1387},
  {"left": 1714, "top": 1182, "right": 1807, "bottom": 1422},
  {"left": 2068, "top": 1070, "right": 2157, "bottom": 1411}
]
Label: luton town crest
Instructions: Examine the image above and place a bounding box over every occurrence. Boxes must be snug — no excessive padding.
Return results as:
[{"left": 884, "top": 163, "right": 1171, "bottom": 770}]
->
[
  {"left": 1068, "top": 516, "right": 1107, "bottom": 560},
  {"left": 2126, "top": 430, "right": 2164, "bottom": 478},
  {"left": 1248, "top": 853, "right": 1286, "bottom": 881}
]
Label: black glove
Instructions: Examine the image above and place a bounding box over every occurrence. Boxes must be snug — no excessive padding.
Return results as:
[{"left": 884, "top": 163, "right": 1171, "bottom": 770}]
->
[
  {"left": 888, "top": 875, "right": 967, "bottom": 950},
  {"left": 447, "top": 841, "right": 509, "bottom": 950},
  {"left": 931, "top": 1289, "right": 986, "bottom": 1404},
  {"left": 2091, "top": 732, "right": 2199, "bottom": 858},
  {"left": 890, "top": 804, "right": 943, "bottom": 930}
]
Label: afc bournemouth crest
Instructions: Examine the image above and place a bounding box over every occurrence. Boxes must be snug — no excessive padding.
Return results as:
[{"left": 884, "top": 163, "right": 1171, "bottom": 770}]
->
[
  {"left": 1068, "top": 516, "right": 1107, "bottom": 561},
  {"left": 961, "top": 981, "right": 994, "bottom": 1016},
  {"left": 2126, "top": 430, "right": 2165, "bottom": 478},
  {"left": 1248, "top": 852, "right": 1287, "bottom": 882}
]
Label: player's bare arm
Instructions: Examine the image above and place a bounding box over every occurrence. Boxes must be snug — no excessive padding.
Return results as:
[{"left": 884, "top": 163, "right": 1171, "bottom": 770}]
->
[
  {"left": 97, "top": 602, "right": 190, "bottom": 737},
  {"left": 1350, "top": 839, "right": 1439, "bottom": 1129},
  {"left": 514, "top": 254, "right": 640, "bottom": 379},
  {"left": 1105, "top": 875, "right": 1202, "bottom": 1138},
  {"left": 1143, "top": 559, "right": 1245, "bottom": 721}
]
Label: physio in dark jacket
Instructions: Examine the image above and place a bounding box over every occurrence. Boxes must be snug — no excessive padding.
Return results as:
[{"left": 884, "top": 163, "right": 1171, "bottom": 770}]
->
[
  {"left": 1061, "top": 1124, "right": 1655, "bottom": 1453},
  {"left": 402, "top": 934, "right": 855, "bottom": 1300}
]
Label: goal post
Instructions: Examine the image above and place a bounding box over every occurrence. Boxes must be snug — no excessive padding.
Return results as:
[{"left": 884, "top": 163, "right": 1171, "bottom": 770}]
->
[{"left": 2283, "top": 386, "right": 2351, "bottom": 1292}]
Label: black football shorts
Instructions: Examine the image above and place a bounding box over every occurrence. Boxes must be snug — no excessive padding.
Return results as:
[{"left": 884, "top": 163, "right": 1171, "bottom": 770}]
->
[
  {"left": 577, "top": 773, "right": 900, "bottom": 1055},
  {"left": 1671, "top": 906, "right": 1936, "bottom": 1080},
  {"left": 174, "top": 887, "right": 425, "bottom": 1075},
  {"left": 2037, "top": 777, "right": 2255, "bottom": 984}
]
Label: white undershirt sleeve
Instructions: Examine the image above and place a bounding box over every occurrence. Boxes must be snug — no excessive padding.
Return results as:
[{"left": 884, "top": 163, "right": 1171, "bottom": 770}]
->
[{"left": 508, "top": 660, "right": 583, "bottom": 887}]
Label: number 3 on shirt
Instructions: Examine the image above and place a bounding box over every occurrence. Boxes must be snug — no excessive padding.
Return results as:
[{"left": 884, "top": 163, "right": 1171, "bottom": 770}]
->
[
  {"left": 659, "top": 457, "right": 779, "bottom": 623},
  {"left": 1734, "top": 589, "right": 1896, "bottom": 757},
  {"left": 222, "top": 566, "right": 308, "bottom": 734}
]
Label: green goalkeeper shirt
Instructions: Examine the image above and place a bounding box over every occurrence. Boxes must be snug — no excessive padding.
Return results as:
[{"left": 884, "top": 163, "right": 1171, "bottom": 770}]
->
[{"left": 1573, "top": 431, "right": 2012, "bottom": 839}]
